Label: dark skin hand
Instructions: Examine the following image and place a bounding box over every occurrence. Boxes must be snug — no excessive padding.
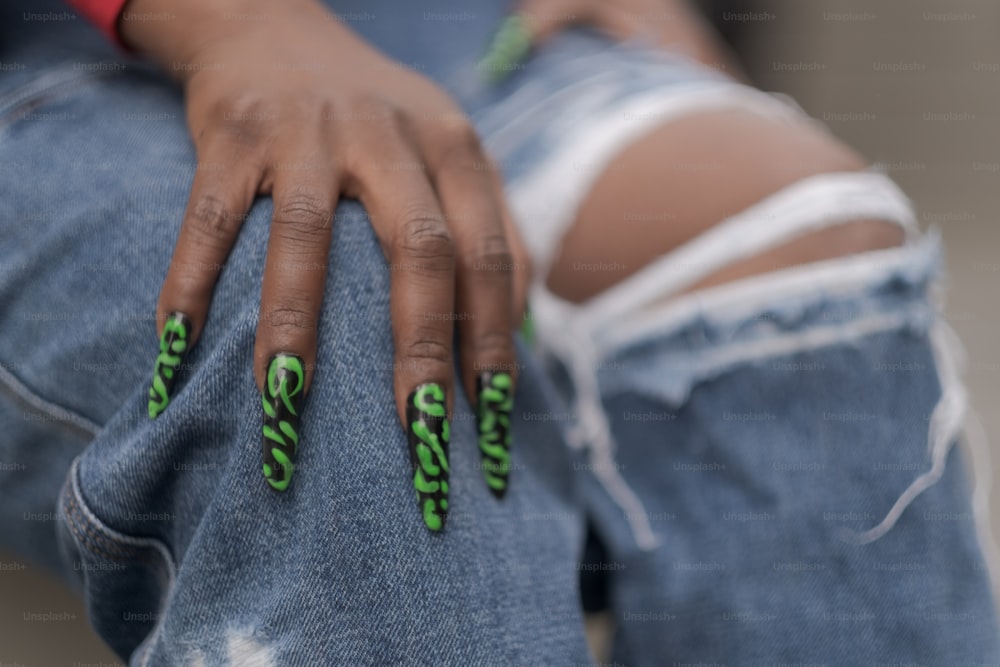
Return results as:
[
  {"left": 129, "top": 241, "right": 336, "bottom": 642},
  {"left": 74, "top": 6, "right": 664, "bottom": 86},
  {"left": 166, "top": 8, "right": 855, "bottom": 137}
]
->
[
  {"left": 123, "top": 0, "right": 529, "bottom": 432},
  {"left": 125, "top": 0, "right": 532, "bottom": 521}
]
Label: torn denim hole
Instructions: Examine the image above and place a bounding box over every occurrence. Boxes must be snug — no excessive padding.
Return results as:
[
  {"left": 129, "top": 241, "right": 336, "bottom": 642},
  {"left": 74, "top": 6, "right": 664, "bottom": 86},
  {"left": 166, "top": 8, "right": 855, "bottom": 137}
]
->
[
  {"left": 528, "top": 170, "right": 929, "bottom": 554},
  {"left": 184, "top": 627, "right": 277, "bottom": 667}
]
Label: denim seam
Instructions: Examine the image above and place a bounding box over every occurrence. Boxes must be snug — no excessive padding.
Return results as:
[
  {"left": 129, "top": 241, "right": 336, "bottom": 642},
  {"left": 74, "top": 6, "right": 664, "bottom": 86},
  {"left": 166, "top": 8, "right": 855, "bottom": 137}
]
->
[
  {"left": 0, "top": 359, "right": 100, "bottom": 436},
  {"left": 61, "top": 457, "right": 175, "bottom": 667},
  {"left": 62, "top": 457, "right": 177, "bottom": 577},
  {"left": 64, "top": 488, "right": 149, "bottom": 562}
]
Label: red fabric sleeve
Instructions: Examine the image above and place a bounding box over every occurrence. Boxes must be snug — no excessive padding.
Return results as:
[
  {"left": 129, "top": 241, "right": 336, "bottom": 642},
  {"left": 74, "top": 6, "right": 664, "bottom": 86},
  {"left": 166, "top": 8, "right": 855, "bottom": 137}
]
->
[{"left": 66, "top": 0, "right": 131, "bottom": 49}]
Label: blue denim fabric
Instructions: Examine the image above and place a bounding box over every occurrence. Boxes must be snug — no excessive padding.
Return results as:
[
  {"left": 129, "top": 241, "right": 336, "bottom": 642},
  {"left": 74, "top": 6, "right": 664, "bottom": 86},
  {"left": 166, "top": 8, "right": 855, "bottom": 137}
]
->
[
  {"left": 545, "top": 235, "right": 1000, "bottom": 663},
  {"left": 0, "top": 5, "right": 592, "bottom": 665},
  {"left": 1, "top": 0, "right": 998, "bottom": 665}
]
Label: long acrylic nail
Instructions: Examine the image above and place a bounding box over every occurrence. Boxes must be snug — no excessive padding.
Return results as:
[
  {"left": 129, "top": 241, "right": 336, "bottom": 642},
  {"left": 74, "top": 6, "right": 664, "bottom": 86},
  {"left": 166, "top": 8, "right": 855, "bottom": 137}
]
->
[
  {"left": 476, "top": 372, "right": 513, "bottom": 498},
  {"left": 479, "top": 14, "right": 532, "bottom": 84},
  {"left": 406, "top": 383, "right": 450, "bottom": 531},
  {"left": 148, "top": 312, "right": 192, "bottom": 419},
  {"left": 261, "top": 353, "right": 305, "bottom": 492}
]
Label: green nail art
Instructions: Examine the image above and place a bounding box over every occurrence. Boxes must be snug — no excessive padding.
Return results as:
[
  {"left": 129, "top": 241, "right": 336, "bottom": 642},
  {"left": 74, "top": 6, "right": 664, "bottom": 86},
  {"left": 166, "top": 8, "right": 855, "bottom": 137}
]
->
[
  {"left": 422, "top": 498, "right": 442, "bottom": 531},
  {"left": 147, "top": 312, "right": 191, "bottom": 419},
  {"left": 479, "top": 14, "right": 532, "bottom": 84},
  {"left": 261, "top": 353, "right": 304, "bottom": 492},
  {"left": 476, "top": 371, "right": 513, "bottom": 498},
  {"left": 520, "top": 307, "right": 535, "bottom": 346},
  {"left": 407, "top": 383, "right": 450, "bottom": 531}
]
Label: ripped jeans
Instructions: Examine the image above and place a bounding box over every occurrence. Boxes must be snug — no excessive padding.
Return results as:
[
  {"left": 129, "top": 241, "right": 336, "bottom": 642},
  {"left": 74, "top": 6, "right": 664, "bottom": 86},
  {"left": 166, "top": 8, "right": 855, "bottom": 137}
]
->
[
  {"left": 2, "top": 1, "right": 999, "bottom": 666},
  {"left": 529, "top": 220, "right": 1000, "bottom": 663}
]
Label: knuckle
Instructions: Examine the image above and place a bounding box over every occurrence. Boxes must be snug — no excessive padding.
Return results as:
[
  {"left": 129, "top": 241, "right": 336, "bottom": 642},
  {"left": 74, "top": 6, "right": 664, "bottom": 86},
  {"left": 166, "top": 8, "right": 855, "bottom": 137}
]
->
[
  {"left": 402, "top": 334, "right": 452, "bottom": 367},
  {"left": 165, "top": 269, "right": 213, "bottom": 304},
  {"left": 349, "top": 96, "right": 396, "bottom": 124},
  {"left": 473, "top": 328, "right": 515, "bottom": 360},
  {"left": 213, "top": 98, "right": 268, "bottom": 144},
  {"left": 262, "top": 305, "right": 317, "bottom": 335},
  {"left": 339, "top": 100, "right": 398, "bottom": 171},
  {"left": 438, "top": 115, "right": 479, "bottom": 149},
  {"left": 219, "top": 95, "right": 271, "bottom": 123},
  {"left": 273, "top": 191, "right": 332, "bottom": 244},
  {"left": 395, "top": 213, "right": 455, "bottom": 267},
  {"left": 432, "top": 116, "right": 482, "bottom": 167},
  {"left": 466, "top": 233, "right": 514, "bottom": 275},
  {"left": 187, "top": 194, "right": 243, "bottom": 244}
]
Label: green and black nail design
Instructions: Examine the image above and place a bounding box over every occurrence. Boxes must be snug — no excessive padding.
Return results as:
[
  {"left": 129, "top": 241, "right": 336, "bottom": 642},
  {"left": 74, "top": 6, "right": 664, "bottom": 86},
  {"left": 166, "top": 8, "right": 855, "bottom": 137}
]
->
[
  {"left": 261, "top": 353, "right": 305, "bottom": 492},
  {"left": 479, "top": 14, "right": 532, "bottom": 84},
  {"left": 148, "top": 312, "right": 192, "bottom": 419},
  {"left": 477, "top": 372, "right": 513, "bottom": 498},
  {"left": 406, "top": 383, "right": 450, "bottom": 531}
]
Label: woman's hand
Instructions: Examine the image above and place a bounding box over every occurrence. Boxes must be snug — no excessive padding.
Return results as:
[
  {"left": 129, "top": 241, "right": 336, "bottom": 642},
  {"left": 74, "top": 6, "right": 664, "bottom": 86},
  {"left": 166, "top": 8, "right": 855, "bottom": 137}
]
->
[
  {"left": 126, "top": 0, "right": 527, "bottom": 529},
  {"left": 480, "top": 0, "right": 745, "bottom": 81}
]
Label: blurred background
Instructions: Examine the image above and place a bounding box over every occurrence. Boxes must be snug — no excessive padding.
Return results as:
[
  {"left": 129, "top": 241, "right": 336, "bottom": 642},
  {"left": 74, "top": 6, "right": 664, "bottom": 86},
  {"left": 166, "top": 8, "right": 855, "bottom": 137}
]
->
[{"left": 1, "top": 0, "right": 998, "bottom": 662}]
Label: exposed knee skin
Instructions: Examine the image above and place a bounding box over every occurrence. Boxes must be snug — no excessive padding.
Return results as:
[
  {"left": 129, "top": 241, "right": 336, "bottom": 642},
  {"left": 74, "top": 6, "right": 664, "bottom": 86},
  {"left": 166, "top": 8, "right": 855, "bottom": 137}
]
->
[{"left": 545, "top": 107, "right": 905, "bottom": 303}]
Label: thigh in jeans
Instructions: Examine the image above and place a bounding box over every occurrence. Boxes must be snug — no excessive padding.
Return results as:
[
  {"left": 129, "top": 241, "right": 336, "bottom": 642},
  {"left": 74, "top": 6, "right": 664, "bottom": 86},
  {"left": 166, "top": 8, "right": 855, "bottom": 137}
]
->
[
  {"left": 466, "top": 28, "right": 1000, "bottom": 662},
  {"left": 578, "top": 237, "right": 1000, "bottom": 664},
  {"left": 0, "top": 48, "right": 591, "bottom": 667}
]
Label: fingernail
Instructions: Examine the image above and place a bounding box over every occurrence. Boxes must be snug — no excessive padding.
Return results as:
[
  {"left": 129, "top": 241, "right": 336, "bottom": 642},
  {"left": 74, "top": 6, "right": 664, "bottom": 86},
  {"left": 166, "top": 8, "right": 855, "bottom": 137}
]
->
[
  {"left": 406, "top": 383, "right": 450, "bottom": 531},
  {"left": 261, "top": 353, "right": 305, "bottom": 492},
  {"left": 147, "top": 312, "right": 192, "bottom": 419},
  {"left": 479, "top": 14, "right": 531, "bottom": 84},
  {"left": 476, "top": 372, "right": 513, "bottom": 498}
]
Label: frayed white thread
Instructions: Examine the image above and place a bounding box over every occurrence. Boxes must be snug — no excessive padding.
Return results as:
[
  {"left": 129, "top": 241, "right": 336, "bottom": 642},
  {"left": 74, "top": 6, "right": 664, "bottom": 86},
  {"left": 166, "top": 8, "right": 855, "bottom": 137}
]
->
[
  {"left": 578, "top": 171, "right": 918, "bottom": 330},
  {"left": 499, "top": 83, "right": 802, "bottom": 276},
  {"left": 558, "top": 333, "right": 660, "bottom": 551},
  {"left": 962, "top": 409, "right": 1000, "bottom": 591},
  {"left": 842, "top": 321, "right": 965, "bottom": 545}
]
